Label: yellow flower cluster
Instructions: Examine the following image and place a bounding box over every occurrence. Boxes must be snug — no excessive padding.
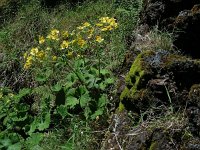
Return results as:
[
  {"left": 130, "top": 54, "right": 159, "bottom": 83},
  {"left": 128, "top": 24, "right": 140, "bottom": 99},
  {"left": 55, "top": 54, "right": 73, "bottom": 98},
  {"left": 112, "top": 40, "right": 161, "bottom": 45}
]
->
[
  {"left": 47, "top": 29, "right": 60, "bottom": 41},
  {"left": 23, "top": 17, "right": 118, "bottom": 69},
  {"left": 97, "top": 17, "right": 118, "bottom": 31},
  {"left": 77, "top": 22, "right": 91, "bottom": 30},
  {"left": 24, "top": 48, "right": 45, "bottom": 69}
]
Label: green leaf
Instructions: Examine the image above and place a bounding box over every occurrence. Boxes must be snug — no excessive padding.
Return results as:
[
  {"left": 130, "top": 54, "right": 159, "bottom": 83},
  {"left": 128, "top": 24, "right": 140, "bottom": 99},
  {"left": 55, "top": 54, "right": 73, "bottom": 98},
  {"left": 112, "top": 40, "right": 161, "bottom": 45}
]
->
[
  {"left": 63, "top": 81, "right": 74, "bottom": 89},
  {"left": 100, "top": 69, "right": 110, "bottom": 76},
  {"left": 66, "top": 96, "right": 79, "bottom": 109},
  {"left": 0, "top": 138, "right": 11, "bottom": 147},
  {"left": 51, "top": 83, "right": 62, "bottom": 92},
  {"left": 57, "top": 105, "right": 71, "bottom": 118},
  {"left": 66, "top": 73, "right": 77, "bottom": 83},
  {"left": 14, "top": 88, "right": 31, "bottom": 101},
  {"left": 80, "top": 93, "right": 91, "bottom": 108},
  {"left": 18, "top": 88, "right": 31, "bottom": 96},
  {"left": 12, "top": 112, "right": 28, "bottom": 122},
  {"left": 28, "top": 117, "right": 37, "bottom": 135},
  {"left": 35, "top": 74, "right": 47, "bottom": 82},
  {"left": 99, "top": 82, "right": 106, "bottom": 90},
  {"left": 91, "top": 108, "right": 104, "bottom": 120},
  {"left": 66, "top": 88, "right": 76, "bottom": 96},
  {"left": 98, "top": 94, "right": 107, "bottom": 108},
  {"left": 105, "top": 78, "right": 114, "bottom": 84},
  {"left": 76, "top": 70, "right": 85, "bottom": 82},
  {"left": 8, "top": 142, "right": 21, "bottom": 150},
  {"left": 0, "top": 113, "right": 6, "bottom": 119},
  {"left": 84, "top": 106, "right": 92, "bottom": 119},
  {"left": 78, "top": 85, "right": 87, "bottom": 95},
  {"left": 38, "top": 112, "right": 51, "bottom": 131},
  {"left": 26, "top": 133, "right": 43, "bottom": 147}
]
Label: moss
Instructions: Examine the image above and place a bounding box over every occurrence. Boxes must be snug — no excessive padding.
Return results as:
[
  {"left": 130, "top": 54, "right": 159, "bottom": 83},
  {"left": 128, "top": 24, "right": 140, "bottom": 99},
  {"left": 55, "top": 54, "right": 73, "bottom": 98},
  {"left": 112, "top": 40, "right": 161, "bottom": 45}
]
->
[
  {"left": 120, "top": 50, "right": 154, "bottom": 101},
  {"left": 120, "top": 87, "right": 129, "bottom": 100},
  {"left": 118, "top": 102, "right": 125, "bottom": 112},
  {"left": 149, "top": 141, "right": 158, "bottom": 150}
]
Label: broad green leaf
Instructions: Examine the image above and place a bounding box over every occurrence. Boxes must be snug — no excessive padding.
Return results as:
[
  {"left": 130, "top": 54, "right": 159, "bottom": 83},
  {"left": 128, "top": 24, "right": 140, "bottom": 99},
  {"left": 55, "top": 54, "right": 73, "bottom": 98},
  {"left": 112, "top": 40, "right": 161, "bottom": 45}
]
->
[
  {"left": 105, "top": 78, "right": 114, "bottom": 84},
  {"left": 30, "top": 145, "right": 43, "bottom": 150},
  {"left": 18, "top": 88, "right": 31, "bottom": 97},
  {"left": 66, "top": 96, "right": 79, "bottom": 109},
  {"left": 16, "top": 105, "right": 29, "bottom": 112},
  {"left": 66, "top": 88, "right": 76, "bottom": 96},
  {"left": 26, "top": 133, "right": 43, "bottom": 147},
  {"left": 28, "top": 117, "right": 37, "bottom": 135},
  {"left": 0, "top": 113, "right": 6, "bottom": 119},
  {"left": 8, "top": 142, "right": 21, "bottom": 150},
  {"left": 57, "top": 105, "right": 70, "bottom": 118},
  {"left": 84, "top": 106, "right": 92, "bottom": 120},
  {"left": 78, "top": 85, "right": 87, "bottom": 95},
  {"left": 91, "top": 109, "right": 104, "bottom": 120},
  {"left": 45, "top": 69, "right": 53, "bottom": 78},
  {"left": 98, "top": 94, "right": 107, "bottom": 108},
  {"left": 66, "top": 73, "right": 77, "bottom": 83},
  {"left": 80, "top": 93, "right": 91, "bottom": 108},
  {"left": 100, "top": 69, "right": 110, "bottom": 76},
  {"left": 12, "top": 113, "right": 28, "bottom": 122},
  {"left": 76, "top": 70, "right": 85, "bottom": 83},
  {"left": 14, "top": 88, "right": 31, "bottom": 101},
  {"left": 99, "top": 82, "right": 106, "bottom": 90},
  {"left": 35, "top": 74, "right": 47, "bottom": 82},
  {"left": 89, "top": 67, "right": 98, "bottom": 75},
  {"left": 0, "top": 138, "right": 11, "bottom": 147},
  {"left": 51, "top": 83, "right": 62, "bottom": 92},
  {"left": 63, "top": 81, "right": 73, "bottom": 89},
  {"left": 38, "top": 112, "right": 51, "bottom": 131},
  {"left": 63, "top": 138, "right": 74, "bottom": 150}
]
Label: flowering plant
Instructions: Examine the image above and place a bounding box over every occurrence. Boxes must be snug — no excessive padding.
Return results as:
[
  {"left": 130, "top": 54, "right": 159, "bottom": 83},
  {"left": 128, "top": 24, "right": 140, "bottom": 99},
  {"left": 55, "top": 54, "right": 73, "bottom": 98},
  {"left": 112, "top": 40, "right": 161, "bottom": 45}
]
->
[{"left": 23, "top": 17, "right": 118, "bottom": 70}]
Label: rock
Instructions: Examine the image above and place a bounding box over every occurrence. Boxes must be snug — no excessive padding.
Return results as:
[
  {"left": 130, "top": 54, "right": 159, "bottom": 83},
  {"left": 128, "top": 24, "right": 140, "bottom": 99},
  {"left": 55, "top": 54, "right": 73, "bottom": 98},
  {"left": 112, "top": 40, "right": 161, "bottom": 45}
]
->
[
  {"left": 140, "top": 0, "right": 199, "bottom": 27},
  {"left": 173, "top": 4, "right": 200, "bottom": 58},
  {"left": 120, "top": 49, "right": 200, "bottom": 112}
]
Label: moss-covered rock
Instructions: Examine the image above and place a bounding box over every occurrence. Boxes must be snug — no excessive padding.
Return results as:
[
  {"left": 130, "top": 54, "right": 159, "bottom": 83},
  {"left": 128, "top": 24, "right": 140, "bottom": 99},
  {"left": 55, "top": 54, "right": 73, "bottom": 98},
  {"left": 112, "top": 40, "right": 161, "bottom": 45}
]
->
[{"left": 120, "top": 48, "right": 200, "bottom": 112}]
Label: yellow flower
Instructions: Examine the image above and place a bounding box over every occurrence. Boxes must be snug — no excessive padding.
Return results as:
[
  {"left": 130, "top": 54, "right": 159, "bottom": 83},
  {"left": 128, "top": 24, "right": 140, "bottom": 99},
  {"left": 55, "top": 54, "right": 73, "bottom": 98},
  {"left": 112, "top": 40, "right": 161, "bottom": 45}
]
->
[
  {"left": 77, "top": 26, "right": 84, "bottom": 30},
  {"left": 62, "top": 31, "right": 69, "bottom": 38},
  {"left": 67, "top": 51, "right": 73, "bottom": 58},
  {"left": 96, "top": 23, "right": 103, "bottom": 27},
  {"left": 70, "top": 30, "right": 76, "bottom": 35},
  {"left": 99, "top": 17, "right": 109, "bottom": 23},
  {"left": 23, "top": 52, "right": 28, "bottom": 59},
  {"left": 61, "top": 40, "right": 70, "bottom": 49},
  {"left": 36, "top": 50, "right": 45, "bottom": 59},
  {"left": 107, "top": 25, "right": 114, "bottom": 31},
  {"left": 47, "top": 29, "right": 60, "bottom": 41},
  {"left": 77, "top": 38, "right": 86, "bottom": 48},
  {"left": 87, "top": 28, "right": 94, "bottom": 39},
  {"left": 101, "top": 27, "right": 108, "bottom": 31},
  {"left": 96, "top": 36, "right": 104, "bottom": 43},
  {"left": 30, "top": 48, "right": 39, "bottom": 56},
  {"left": 24, "top": 56, "right": 33, "bottom": 69},
  {"left": 108, "top": 18, "right": 118, "bottom": 28},
  {"left": 46, "top": 47, "right": 51, "bottom": 50},
  {"left": 51, "top": 29, "right": 59, "bottom": 35},
  {"left": 39, "top": 35, "right": 45, "bottom": 44},
  {"left": 52, "top": 55, "right": 57, "bottom": 61},
  {"left": 83, "top": 22, "right": 91, "bottom": 27}
]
